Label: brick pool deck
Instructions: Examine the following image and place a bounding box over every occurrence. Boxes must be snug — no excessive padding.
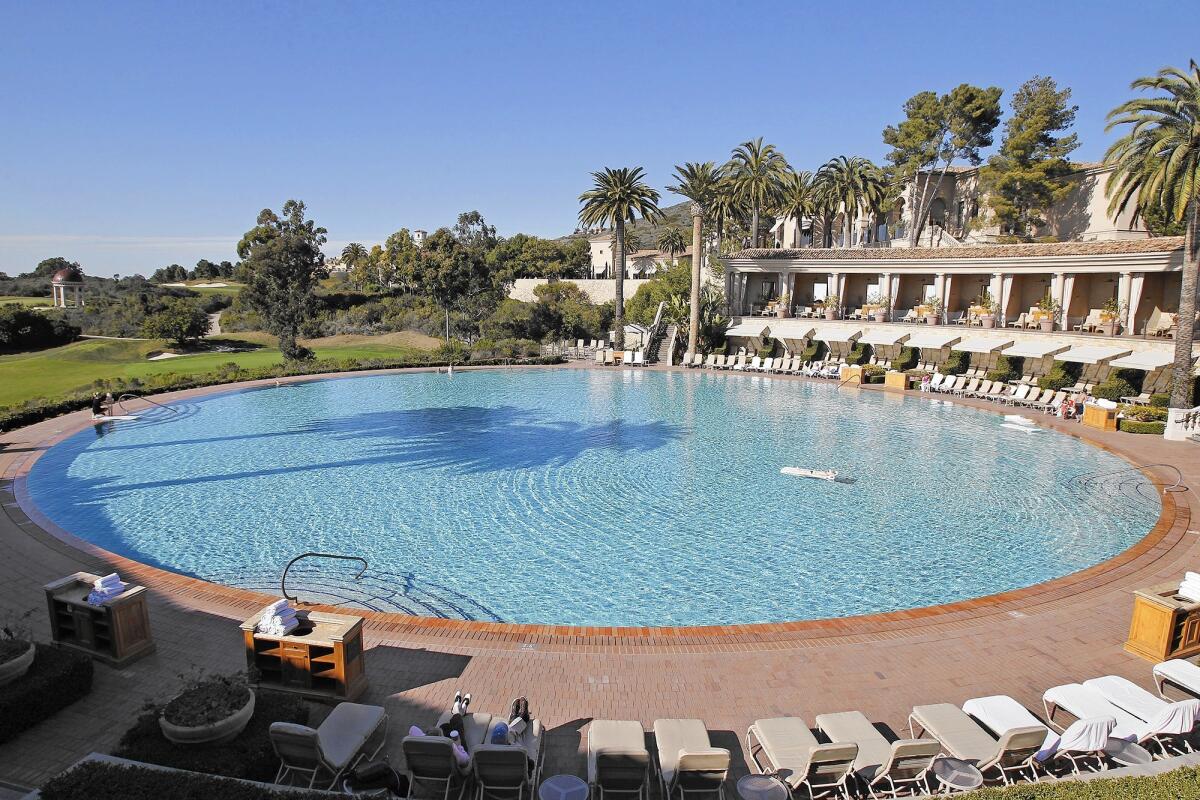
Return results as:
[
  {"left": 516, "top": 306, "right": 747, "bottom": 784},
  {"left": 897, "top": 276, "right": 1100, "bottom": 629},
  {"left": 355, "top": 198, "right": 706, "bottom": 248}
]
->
[{"left": 1, "top": 362, "right": 1198, "bottom": 789}]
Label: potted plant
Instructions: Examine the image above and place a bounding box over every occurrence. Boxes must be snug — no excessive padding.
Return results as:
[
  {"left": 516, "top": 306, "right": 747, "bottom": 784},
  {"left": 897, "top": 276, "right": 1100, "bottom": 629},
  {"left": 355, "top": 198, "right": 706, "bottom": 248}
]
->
[
  {"left": 0, "top": 609, "right": 35, "bottom": 687},
  {"left": 159, "top": 672, "right": 256, "bottom": 745},
  {"left": 1035, "top": 292, "right": 1061, "bottom": 332},
  {"left": 868, "top": 293, "right": 891, "bottom": 323},
  {"left": 977, "top": 291, "right": 997, "bottom": 329},
  {"left": 822, "top": 294, "right": 840, "bottom": 320},
  {"left": 924, "top": 297, "right": 943, "bottom": 326},
  {"left": 1098, "top": 297, "right": 1124, "bottom": 336},
  {"left": 776, "top": 290, "right": 791, "bottom": 318}
]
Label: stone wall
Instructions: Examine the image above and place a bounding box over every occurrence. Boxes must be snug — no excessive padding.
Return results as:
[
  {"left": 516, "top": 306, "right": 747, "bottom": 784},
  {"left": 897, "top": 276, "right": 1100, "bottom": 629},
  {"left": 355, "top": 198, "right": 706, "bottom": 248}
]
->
[{"left": 508, "top": 278, "right": 649, "bottom": 304}]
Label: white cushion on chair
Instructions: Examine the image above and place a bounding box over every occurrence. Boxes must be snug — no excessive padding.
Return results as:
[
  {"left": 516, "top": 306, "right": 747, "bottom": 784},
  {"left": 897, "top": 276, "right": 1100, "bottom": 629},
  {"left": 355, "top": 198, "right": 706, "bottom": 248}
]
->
[{"left": 319, "top": 702, "right": 386, "bottom": 769}]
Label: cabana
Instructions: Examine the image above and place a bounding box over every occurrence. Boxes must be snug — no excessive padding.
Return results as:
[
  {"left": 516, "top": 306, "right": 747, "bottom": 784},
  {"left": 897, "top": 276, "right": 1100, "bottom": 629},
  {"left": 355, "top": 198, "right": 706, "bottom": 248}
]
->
[
  {"left": 724, "top": 322, "right": 771, "bottom": 354},
  {"left": 769, "top": 321, "right": 816, "bottom": 355},
  {"left": 954, "top": 337, "right": 1014, "bottom": 375},
  {"left": 1003, "top": 340, "right": 1071, "bottom": 381},
  {"left": 1056, "top": 344, "right": 1135, "bottom": 390},
  {"left": 859, "top": 329, "right": 911, "bottom": 367},
  {"left": 810, "top": 325, "right": 862, "bottom": 361},
  {"left": 906, "top": 330, "right": 961, "bottom": 370}
]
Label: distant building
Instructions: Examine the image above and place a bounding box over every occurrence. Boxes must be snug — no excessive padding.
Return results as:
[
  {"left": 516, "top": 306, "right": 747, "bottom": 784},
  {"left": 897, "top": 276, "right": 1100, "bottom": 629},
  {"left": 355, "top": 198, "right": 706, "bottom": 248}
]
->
[
  {"left": 326, "top": 256, "right": 348, "bottom": 274},
  {"left": 50, "top": 266, "right": 85, "bottom": 307},
  {"left": 412, "top": 229, "right": 428, "bottom": 248},
  {"left": 587, "top": 232, "right": 692, "bottom": 278}
]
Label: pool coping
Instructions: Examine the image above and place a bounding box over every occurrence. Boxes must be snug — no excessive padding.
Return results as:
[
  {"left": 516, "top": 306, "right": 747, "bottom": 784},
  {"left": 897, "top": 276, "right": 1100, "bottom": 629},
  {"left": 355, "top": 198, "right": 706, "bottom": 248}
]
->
[{"left": 4, "top": 362, "right": 1192, "bottom": 649}]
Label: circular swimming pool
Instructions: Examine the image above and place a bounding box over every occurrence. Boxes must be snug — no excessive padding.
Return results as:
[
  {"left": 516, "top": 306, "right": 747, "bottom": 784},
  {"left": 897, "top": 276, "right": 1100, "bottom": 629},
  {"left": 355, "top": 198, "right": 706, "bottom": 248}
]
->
[{"left": 26, "top": 368, "right": 1160, "bottom": 627}]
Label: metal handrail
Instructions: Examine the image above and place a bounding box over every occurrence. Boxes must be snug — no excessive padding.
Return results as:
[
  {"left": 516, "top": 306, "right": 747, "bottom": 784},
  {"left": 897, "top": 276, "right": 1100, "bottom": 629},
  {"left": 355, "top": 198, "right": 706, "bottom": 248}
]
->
[
  {"left": 116, "top": 393, "right": 179, "bottom": 414},
  {"left": 1070, "top": 463, "right": 1187, "bottom": 495},
  {"left": 281, "top": 552, "right": 368, "bottom": 602}
]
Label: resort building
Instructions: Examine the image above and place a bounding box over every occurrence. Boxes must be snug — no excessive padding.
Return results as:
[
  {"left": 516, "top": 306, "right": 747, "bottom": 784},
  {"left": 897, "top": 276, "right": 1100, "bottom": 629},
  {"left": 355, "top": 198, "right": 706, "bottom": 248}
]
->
[{"left": 772, "top": 163, "right": 1149, "bottom": 249}]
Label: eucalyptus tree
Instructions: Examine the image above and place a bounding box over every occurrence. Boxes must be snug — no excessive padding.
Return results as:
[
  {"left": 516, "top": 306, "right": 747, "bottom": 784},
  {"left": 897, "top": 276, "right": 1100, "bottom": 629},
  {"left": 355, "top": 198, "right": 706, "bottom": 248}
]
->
[
  {"left": 579, "top": 167, "right": 663, "bottom": 349},
  {"left": 775, "top": 170, "right": 818, "bottom": 248},
  {"left": 668, "top": 161, "right": 721, "bottom": 356},
  {"left": 1105, "top": 61, "right": 1200, "bottom": 408},
  {"left": 726, "top": 138, "right": 789, "bottom": 247}
]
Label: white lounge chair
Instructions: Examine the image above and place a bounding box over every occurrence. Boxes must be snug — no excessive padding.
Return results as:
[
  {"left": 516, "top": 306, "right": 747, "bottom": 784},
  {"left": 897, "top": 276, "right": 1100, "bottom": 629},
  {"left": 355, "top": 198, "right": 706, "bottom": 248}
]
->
[
  {"left": 1084, "top": 676, "right": 1200, "bottom": 755},
  {"left": 1043, "top": 683, "right": 1150, "bottom": 744},
  {"left": 1154, "top": 659, "right": 1200, "bottom": 700},
  {"left": 746, "top": 718, "right": 857, "bottom": 800},
  {"left": 908, "top": 703, "right": 1045, "bottom": 784},
  {"left": 633, "top": 351, "right": 645, "bottom": 367},
  {"left": 588, "top": 720, "right": 650, "bottom": 800},
  {"left": 962, "top": 695, "right": 1111, "bottom": 776},
  {"left": 653, "top": 719, "right": 730, "bottom": 800},
  {"left": 272, "top": 702, "right": 388, "bottom": 789}
]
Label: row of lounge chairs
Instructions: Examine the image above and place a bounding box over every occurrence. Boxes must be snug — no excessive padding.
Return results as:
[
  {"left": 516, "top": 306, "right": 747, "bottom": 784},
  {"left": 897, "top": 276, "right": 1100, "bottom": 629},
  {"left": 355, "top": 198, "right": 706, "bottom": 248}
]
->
[
  {"left": 683, "top": 352, "right": 854, "bottom": 378},
  {"left": 594, "top": 349, "right": 648, "bottom": 367},
  {"left": 744, "top": 659, "right": 1200, "bottom": 798},
  {"left": 926, "top": 375, "right": 1076, "bottom": 414},
  {"left": 278, "top": 657, "right": 1200, "bottom": 798}
]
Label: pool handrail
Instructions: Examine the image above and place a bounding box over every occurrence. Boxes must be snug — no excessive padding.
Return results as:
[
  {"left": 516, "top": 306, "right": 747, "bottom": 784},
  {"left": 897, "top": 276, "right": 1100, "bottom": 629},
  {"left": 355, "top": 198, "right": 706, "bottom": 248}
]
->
[{"left": 281, "top": 552, "right": 369, "bottom": 602}]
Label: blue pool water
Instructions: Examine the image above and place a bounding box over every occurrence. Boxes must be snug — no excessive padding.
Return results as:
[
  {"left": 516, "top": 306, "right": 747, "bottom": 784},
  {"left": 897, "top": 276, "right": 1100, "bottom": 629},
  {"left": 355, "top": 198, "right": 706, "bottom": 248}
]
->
[{"left": 27, "top": 369, "right": 1160, "bottom": 626}]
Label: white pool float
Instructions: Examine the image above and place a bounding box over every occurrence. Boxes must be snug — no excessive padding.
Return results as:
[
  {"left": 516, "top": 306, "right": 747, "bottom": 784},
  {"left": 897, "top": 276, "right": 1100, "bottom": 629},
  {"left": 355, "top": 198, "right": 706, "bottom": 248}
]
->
[{"left": 781, "top": 467, "right": 839, "bottom": 481}]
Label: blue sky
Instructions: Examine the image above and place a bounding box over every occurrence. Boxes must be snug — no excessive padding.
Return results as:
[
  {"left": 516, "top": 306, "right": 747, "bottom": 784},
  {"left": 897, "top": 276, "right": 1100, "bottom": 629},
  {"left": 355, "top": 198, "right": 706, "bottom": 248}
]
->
[{"left": 1, "top": 0, "right": 1196, "bottom": 277}]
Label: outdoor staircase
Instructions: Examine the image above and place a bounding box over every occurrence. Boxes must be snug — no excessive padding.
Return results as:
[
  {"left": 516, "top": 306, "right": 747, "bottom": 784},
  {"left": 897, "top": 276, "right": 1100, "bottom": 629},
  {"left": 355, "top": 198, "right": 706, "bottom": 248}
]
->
[{"left": 654, "top": 324, "right": 677, "bottom": 364}]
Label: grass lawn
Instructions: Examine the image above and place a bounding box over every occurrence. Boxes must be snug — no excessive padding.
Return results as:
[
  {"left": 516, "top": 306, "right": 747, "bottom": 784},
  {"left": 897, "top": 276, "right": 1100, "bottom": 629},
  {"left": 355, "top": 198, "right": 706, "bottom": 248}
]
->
[
  {"left": 0, "top": 331, "right": 441, "bottom": 408},
  {"left": 0, "top": 295, "right": 52, "bottom": 306}
]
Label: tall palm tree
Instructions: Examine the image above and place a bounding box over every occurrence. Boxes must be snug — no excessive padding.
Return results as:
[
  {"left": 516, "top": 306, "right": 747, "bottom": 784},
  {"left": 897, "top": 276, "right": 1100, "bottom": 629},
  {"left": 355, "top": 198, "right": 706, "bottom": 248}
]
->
[
  {"left": 656, "top": 227, "right": 687, "bottom": 258},
  {"left": 726, "top": 138, "right": 789, "bottom": 247},
  {"left": 822, "top": 156, "right": 886, "bottom": 247},
  {"left": 579, "top": 167, "right": 663, "bottom": 349},
  {"left": 341, "top": 242, "right": 368, "bottom": 288},
  {"left": 1106, "top": 61, "right": 1200, "bottom": 408},
  {"left": 707, "top": 175, "right": 745, "bottom": 253},
  {"left": 668, "top": 161, "right": 721, "bottom": 357},
  {"left": 775, "top": 170, "right": 818, "bottom": 248},
  {"left": 812, "top": 167, "right": 841, "bottom": 247}
]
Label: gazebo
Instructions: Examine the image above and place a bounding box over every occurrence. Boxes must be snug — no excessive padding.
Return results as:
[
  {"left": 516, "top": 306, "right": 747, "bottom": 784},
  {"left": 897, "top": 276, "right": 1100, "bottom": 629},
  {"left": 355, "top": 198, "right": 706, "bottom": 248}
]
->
[{"left": 51, "top": 266, "right": 85, "bottom": 308}]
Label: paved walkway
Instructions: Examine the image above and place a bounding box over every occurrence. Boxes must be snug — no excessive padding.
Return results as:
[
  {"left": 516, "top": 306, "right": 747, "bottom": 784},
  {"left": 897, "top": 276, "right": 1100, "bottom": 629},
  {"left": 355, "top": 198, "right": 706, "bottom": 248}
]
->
[{"left": 1, "top": 363, "right": 1198, "bottom": 789}]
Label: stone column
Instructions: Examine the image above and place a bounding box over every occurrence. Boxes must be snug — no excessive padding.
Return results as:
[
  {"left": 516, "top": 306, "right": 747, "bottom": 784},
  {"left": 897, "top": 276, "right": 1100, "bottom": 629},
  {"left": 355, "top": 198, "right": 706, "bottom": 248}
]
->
[
  {"left": 933, "top": 272, "right": 946, "bottom": 307},
  {"left": 1118, "top": 271, "right": 1133, "bottom": 328}
]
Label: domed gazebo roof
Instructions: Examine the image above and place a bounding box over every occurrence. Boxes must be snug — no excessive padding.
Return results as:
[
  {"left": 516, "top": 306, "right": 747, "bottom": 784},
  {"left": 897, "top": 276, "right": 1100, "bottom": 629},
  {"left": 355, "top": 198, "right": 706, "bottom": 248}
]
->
[{"left": 51, "top": 266, "right": 84, "bottom": 284}]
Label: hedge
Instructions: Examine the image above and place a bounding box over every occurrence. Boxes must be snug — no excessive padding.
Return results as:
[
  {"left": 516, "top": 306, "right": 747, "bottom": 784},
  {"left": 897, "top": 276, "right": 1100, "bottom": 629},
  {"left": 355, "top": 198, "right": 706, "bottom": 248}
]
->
[
  {"left": 845, "top": 343, "right": 871, "bottom": 366},
  {"left": 39, "top": 761, "right": 335, "bottom": 800},
  {"left": 800, "top": 341, "right": 826, "bottom": 363},
  {"left": 1121, "top": 404, "right": 1169, "bottom": 422},
  {"left": 1150, "top": 393, "right": 1171, "bottom": 407},
  {"left": 1091, "top": 377, "right": 1137, "bottom": 402},
  {"left": 1120, "top": 419, "right": 1167, "bottom": 435},
  {"left": 967, "top": 766, "right": 1200, "bottom": 798},
  {"left": 943, "top": 350, "right": 970, "bottom": 375},
  {"left": 1038, "top": 359, "right": 1082, "bottom": 391},
  {"left": 987, "top": 354, "right": 1024, "bottom": 384},
  {"left": 0, "top": 354, "right": 564, "bottom": 432},
  {"left": 0, "top": 643, "right": 94, "bottom": 744},
  {"left": 113, "top": 689, "right": 310, "bottom": 782},
  {"left": 893, "top": 346, "right": 918, "bottom": 371}
]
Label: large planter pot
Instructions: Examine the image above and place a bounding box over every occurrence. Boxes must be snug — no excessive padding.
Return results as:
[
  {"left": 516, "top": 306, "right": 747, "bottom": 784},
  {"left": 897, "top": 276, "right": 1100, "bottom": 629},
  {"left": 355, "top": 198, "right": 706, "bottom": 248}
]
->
[
  {"left": 1039, "top": 320, "right": 1055, "bottom": 333},
  {"left": 776, "top": 308, "right": 790, "bottom": 319},
  {"left": 160, "top": 688, "right": 255, "bottom": 745},
  {"left": 824, "top": 309, "right": 837, "bottom": 320},
  {"left": 979, "top": 315, "right": 996, "bottom": 329},
  {"left": 924, "top": 315, "right": 940, "bottom": 326},
  {"left": 1098, "top": 321, "right": 1117, "bottom": 336},
  {"left": 873, "top": 312, "right": 887, "bottom": 323},
  {"left": 0, "top": 642, "right": 35, "bottom": 686}
]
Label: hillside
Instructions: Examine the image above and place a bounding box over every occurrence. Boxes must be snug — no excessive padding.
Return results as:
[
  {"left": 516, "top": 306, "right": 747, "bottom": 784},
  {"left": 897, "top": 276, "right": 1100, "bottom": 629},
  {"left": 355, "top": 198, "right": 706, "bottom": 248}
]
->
[{"left": 559, "top": 200, "right": 693, "bottom": 244}]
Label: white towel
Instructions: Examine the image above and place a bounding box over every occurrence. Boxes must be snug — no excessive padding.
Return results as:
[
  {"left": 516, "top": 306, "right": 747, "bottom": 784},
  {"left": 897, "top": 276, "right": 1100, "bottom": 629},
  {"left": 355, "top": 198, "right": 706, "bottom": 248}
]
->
[
  {"left": 1179, "top": 583, "right": 1200, "bottom": 603},
  {"left": 263, "top": 598, "right": 290, "bottom": 615},
  {"left": 94, "top": 573, "right": 122, "bottom": 590},
  {"left": 86, "top": 580, "right": 127, "bottom": 606},
  {"left": 1186, "top": 572, "right": 1200, "bottom": 584}
]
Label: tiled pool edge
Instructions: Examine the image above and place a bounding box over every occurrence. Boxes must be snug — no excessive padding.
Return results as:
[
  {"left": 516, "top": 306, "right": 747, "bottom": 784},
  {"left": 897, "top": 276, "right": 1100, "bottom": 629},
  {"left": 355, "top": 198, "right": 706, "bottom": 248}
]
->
[{"left": 4, "top": 363, "right": 1193, "bottom": 652}]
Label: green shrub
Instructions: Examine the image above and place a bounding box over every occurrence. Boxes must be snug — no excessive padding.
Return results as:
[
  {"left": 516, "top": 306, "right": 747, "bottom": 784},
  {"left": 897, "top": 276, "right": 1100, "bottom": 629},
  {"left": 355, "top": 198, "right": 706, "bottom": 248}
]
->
[
  {"left": 845, "top": 343, "right": 871, "bottom": 365},
  {"left": 987, "top": 354, "right": 1024, "bottom": 384},
  {"left": 968, "top": 766, "right": 1200, "bottom": 798},
  {"left": 1121, "top": 405, "right": 1169, "bottom": 422},
  {"left": 1038, "top": 360, "right": 1082, "bottom": 391},
  {"left": 800, "top": 341, "right": 826, "bottom": 362},
  {"left": 39, "top": 760, "right": 333, "bottom": 800},
  {"left": 0, "top": 644, "right": 93, "bottom": 744},
  {"left": 1120, "top": 419, "right": 1167, "bottom": 435},
  {"left": 1091, "top": 377, "right": 1138, "bottom": 402},
  {"left": 114, "top": 690, "right": 309, "bottom": 782},
  {"left": 1150, "top": 393, "right": 1170, "bottom": 407},
  {"left": 943, "top": 350, "right": 970, "bottom": 375},
  {"left": 893, "top": 346, "right": 918, "bottom": 371}
]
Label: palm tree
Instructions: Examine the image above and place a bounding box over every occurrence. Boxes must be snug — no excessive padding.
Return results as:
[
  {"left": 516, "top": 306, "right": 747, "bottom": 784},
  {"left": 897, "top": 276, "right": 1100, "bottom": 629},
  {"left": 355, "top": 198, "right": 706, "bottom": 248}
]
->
[
  {"left": 707, "top": 175, "right": 746, "bottom": 253},
  {"left": 812, "top": 167, "right": 840, "bottom": 247},
  {"left": 579, "top": 167, "right": 663, "bottom": 349},
  {"left": 726, "top": 138, "right": 789, "bottom": 247},
  {"left": 822, "top": 156, "right": 886, "bottom": 247},
  {"left": 656, "top": 227, "right": 687, "bottom": 258},
  {"left": 668, "top": 161, "right": 722, "bottom": 357},
  {"left": 775, "top": 170, "right": 817, "bottom": 248},
  {"left": 341, "top": 242, "right": 368, "bottom": 287},
  {"left": 1106, "top": 61, "right": 1200, "bottom": 408}
]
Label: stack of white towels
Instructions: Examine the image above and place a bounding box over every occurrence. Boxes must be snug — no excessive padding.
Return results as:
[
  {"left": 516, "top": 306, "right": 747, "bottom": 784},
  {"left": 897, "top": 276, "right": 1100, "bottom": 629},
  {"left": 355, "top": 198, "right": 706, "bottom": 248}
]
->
[
  {"left": 1179, "top": 572, "right": 1200, "bottom": 603},
  {"left": 256, "top": 598, "right": 300, "bottom": 636},
  {"left": 86, "top": 573, "right": 126, "bottom": 606}
]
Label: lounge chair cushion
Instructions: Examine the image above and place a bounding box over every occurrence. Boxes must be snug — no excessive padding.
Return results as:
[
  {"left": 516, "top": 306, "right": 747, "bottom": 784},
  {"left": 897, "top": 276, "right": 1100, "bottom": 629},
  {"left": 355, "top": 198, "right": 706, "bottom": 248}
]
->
[
  {"left": 1084, "top": 676, "right": 1167, "bottom": 722},
  {"left": 1043, "top": 684, "right": 1148, "bottom": 742},
  {"left": 910, "top": 703, "right": 998, "bottom": 765},
  {"left": 962, "top": 696, "right": 1058, "bottom": 761},
  {"left": 653, "top": 719, "right": 715, "bottom": 786},
  {"left": 1056, "top": 716, "right": 1115, "bottom": 756},
  {"left": 317, "top": 702, "right": 386, "bottom": 770},
  {"left": 814, "top": 711, "right": 890, "bottom": 779},
  {"left": 438, "top": 711, "right": 494, "bottom": 750},
  {"left": 588, "top": 720, "right": 648, "bottom": 787},
  {"left": 749, "top": 717, "right": 818, "bottom": 788}
]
